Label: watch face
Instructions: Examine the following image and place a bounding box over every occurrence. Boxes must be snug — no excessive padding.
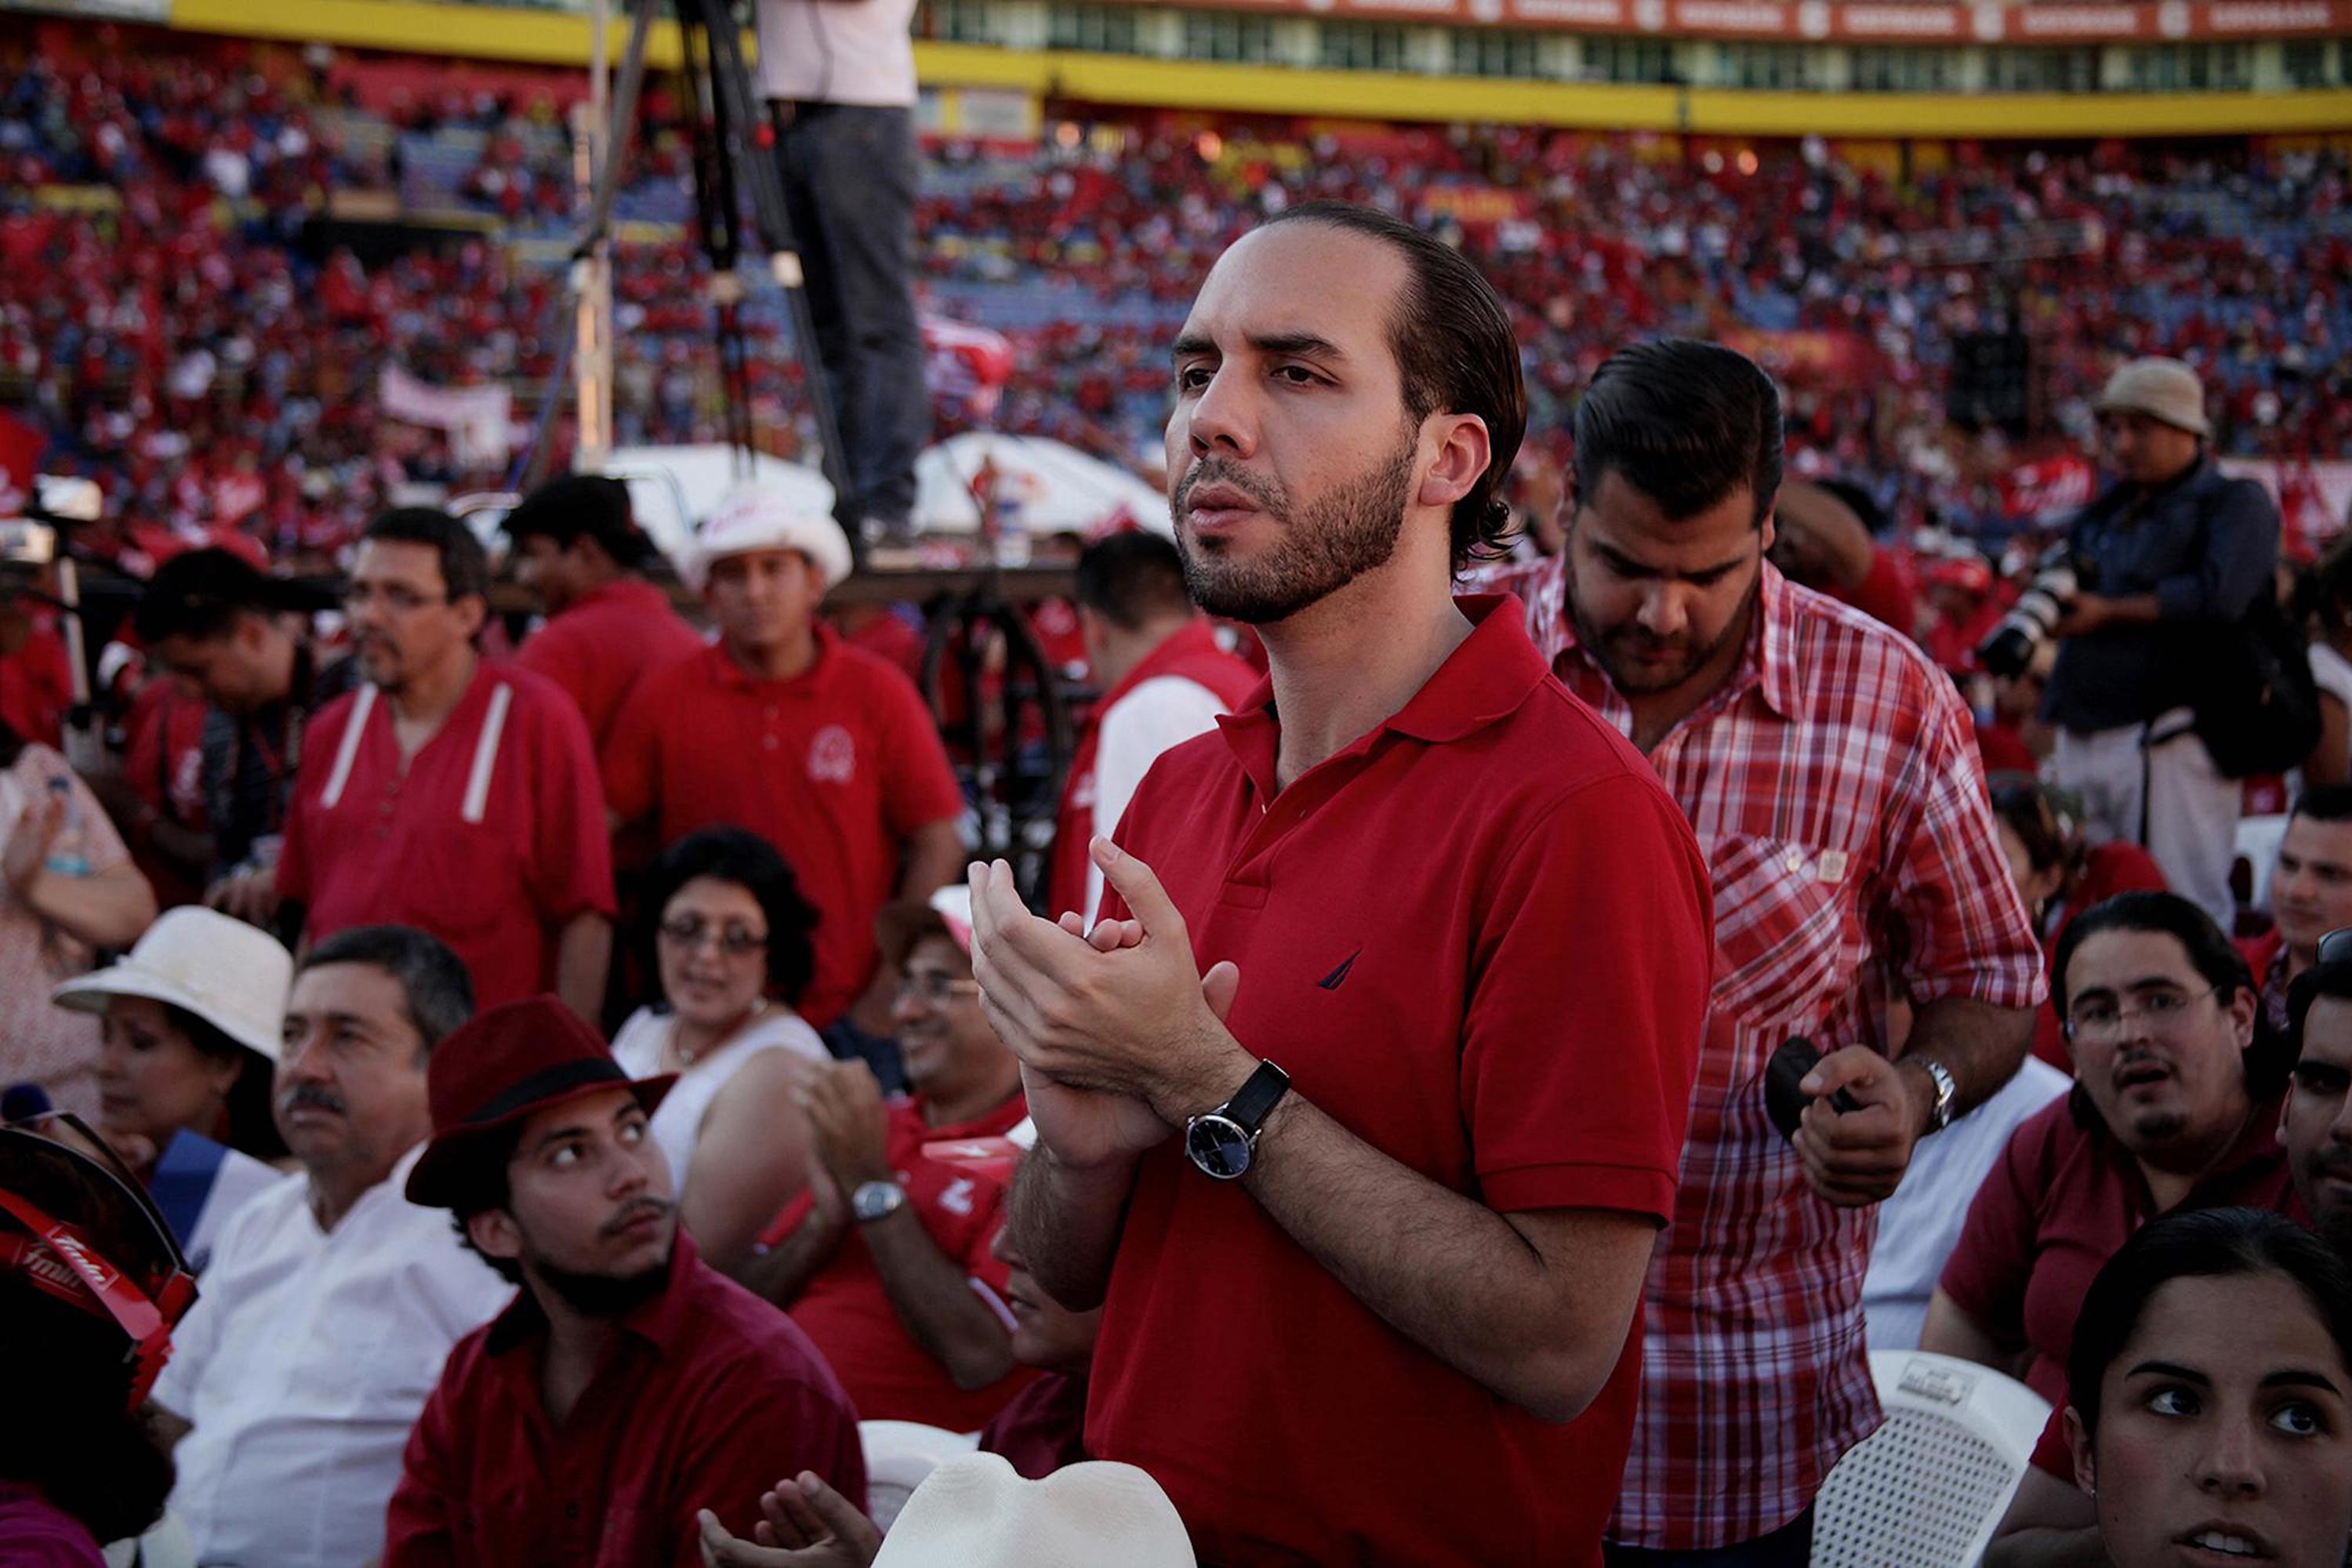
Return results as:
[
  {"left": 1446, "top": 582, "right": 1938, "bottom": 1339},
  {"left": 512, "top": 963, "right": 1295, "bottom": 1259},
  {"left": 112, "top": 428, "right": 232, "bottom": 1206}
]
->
[{"left": 1185, "top": 1115, "right": 1253, "bottom": 1181}]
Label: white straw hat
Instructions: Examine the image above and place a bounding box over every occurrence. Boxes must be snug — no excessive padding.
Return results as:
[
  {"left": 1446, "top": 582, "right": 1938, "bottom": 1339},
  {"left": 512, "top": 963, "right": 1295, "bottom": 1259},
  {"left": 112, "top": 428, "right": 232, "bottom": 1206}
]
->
[
  {"left": 872, "top": 1453, "right": 1196, "bottom": 1568},
  {"left": 51, "top": 907, "right": 292, "bottom": 1065}
]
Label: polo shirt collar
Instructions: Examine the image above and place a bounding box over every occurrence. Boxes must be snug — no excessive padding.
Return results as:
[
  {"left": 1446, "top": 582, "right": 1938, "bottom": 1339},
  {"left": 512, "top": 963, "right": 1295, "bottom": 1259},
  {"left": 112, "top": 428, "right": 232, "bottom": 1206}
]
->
[
  {"left": 707, "top": 622, "right": 838, "bottom": 692},
  {"left": 481, "top": 1226, "right": 705, "bottom": 1359},
  {"left": 1547, "top": 557, "right": 1799, "bottom": 723},
  {"left": 2077, "top": 1084, "right": 2289, "bottom": 1201}
]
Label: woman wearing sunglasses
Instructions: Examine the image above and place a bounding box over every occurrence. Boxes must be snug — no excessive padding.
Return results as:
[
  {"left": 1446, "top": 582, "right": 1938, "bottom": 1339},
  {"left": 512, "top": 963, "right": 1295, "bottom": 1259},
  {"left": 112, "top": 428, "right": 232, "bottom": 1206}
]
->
[
  {"left": 49, "top": 906, "right": 292, "bottom": 1271},
  {"left": 0, "top": 1113, "right": 197, "bottom": 1564},
  {"left": 611, "top": 826, "right": 829, "bottom": 1272}
]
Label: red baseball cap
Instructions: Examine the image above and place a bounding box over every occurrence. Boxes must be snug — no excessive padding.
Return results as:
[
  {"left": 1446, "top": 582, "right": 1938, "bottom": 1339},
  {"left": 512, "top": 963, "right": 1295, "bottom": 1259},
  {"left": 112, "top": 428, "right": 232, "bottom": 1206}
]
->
[{"left": 406, "top": 996, "right": 674, "bottom": 1209}]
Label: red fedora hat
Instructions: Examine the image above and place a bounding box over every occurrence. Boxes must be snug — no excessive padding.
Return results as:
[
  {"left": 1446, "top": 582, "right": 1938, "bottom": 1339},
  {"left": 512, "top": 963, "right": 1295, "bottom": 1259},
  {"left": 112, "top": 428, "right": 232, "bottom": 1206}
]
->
[{"left": 405, "top": 996, "right": 675, "bottom": 1209}]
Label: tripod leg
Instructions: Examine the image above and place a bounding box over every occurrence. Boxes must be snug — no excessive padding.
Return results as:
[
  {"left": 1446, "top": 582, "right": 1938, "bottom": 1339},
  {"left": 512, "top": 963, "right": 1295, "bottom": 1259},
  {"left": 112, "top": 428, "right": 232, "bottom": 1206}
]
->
[
  {"left": 575, "top": 0, "right": 662, "bottom": 260},
  {"left": 681, "top": 0, "right": 868, "bottom": 564}
]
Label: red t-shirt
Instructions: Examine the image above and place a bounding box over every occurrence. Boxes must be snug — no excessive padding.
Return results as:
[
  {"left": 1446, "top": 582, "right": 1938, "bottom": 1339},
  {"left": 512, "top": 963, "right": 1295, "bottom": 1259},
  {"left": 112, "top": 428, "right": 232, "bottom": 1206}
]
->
[
  {"left": 1825, "top": 549, "right": 1918, "bottom": 639},
  {"left": 384, "top": 1235, "right": 866, "bottom": 1568},
  {"left": 278, "top": 662, "right": 616, "bottom": 1009},
  {"left": 1937, "top": 1089, "right": 2292, "bottom": 1411},
  {"left": 0, "top": 621, "right": 72, "bottom": 749},
  {"left": 978, "top": 1370, "right": 1088, "bottom": 1480},
  {"left": 514, "top": 579, "right": 705, "bottom": 750},
  {"left": 1088, "top": 596, "right": 1714, "bottom": 1567},
  {"left": 601, "top": 630, "right": 965, "bottom": 1028},
  {"left": 758, "top": 1092, "right": 1033, "bottom": 1432}
]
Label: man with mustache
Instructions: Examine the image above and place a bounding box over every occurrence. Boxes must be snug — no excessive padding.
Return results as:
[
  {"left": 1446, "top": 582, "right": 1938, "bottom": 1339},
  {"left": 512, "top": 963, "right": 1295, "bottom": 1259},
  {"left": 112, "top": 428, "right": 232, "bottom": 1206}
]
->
[
  {"left": 147, "top": 925, "right": 512, "bottom": 1568},
  {"left": 385, "top": 995, "right": 864, "bottom": 1566},
  {"left": 971, "top": 203, "right": 1715, "bottom": 1565},
  {"left": 278, "top": 508, "right": 616, "bottom": 1018},
  {"left": 1483, "top": 339, "right": 2043, "bottom": 1563}
]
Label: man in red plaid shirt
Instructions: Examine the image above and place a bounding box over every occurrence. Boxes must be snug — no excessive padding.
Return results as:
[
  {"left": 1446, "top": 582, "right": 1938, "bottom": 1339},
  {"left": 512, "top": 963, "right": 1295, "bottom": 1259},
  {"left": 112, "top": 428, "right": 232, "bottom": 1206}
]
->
[{"left": 1488, "top": 339, "right": 2044, "bottom": 1564}]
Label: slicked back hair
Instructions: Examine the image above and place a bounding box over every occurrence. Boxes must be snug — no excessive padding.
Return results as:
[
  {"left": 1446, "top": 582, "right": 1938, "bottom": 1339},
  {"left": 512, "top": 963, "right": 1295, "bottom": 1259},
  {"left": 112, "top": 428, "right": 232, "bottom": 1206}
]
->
[{"left": 1573, "top": 339, "right": 1784, "bottom": 528}]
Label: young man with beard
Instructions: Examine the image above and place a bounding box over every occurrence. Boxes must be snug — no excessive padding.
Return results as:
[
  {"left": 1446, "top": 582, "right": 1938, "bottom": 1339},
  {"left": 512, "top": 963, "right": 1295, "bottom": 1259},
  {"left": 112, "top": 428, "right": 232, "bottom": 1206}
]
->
[
  {"left": 150, "top": 925, "right": 512, "bottom": 1568},
  {"left": 967, "top": 204, "right": 1715, "bottom": 1566},
  {"left": 278, "top": 510, "right": 615, "bottom": 1017},
  {"left": 1484, "top": 339, "right": 2042, "bottom": 1564},
  {"left": 385, "top": 996, "right": 866, "bottom": 1567}
]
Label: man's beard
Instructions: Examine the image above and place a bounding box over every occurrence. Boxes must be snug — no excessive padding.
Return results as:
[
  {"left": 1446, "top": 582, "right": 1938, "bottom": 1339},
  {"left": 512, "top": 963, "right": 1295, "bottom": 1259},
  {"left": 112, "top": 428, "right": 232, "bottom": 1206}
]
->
[
  {"left": 531, "top": 1232, "right": 677, "bottom": 1319},
  {"left": 1563, "top": 557, "right": 1759, "bottom": 697},
  {"left": 1171, "top": 435, "right": 1417, "bottom": 626}
]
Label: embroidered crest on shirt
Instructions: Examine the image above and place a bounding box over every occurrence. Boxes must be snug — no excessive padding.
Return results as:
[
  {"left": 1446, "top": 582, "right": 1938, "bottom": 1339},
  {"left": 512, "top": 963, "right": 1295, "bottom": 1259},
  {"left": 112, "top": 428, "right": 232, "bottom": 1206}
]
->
[{"left": 808, "top": 724, "right": 857, "bottom": 784}]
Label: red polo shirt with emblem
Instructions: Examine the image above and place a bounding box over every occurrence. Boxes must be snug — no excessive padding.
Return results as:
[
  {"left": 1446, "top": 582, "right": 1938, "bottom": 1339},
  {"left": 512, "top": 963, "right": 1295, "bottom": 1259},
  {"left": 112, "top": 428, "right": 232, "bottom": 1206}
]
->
[
  {"left": 1086, "top": 595, "right": 1713, "bottom": 1567},
  {"left": 383, "top": 1232, "right": 866, "bottom": 1568},
  {"left": 756, "top": 1091, "right": 1034, "bottom": 1432},
  {"left": 1939, "top": 1087, "right": 2294, "bottom": 1413},
  {"left": 278, "top": 662, "right": 615, "bottom": 1008},
  {"left": 601, "top": 629, "right": 965, "bottom": 1028},
  {"left": 515, "top": 579, "right": 705, "bottom": 750}
]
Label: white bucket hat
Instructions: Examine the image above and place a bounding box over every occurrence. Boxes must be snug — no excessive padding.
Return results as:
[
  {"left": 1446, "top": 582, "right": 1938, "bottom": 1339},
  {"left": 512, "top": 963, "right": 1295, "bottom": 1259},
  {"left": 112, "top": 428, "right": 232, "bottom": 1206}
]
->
[
  {"left": 872, "top": 1453, "right": 1195, "bottom": 1568},
  {"left": 2093, "top": 357, "right": 2212, "bottom": 438},
  {"left": 52, "top": 907, "right": 292, "bottom": 1065},
  {"left": 684, "top": 484, "right": 855, "bottom": 593}
]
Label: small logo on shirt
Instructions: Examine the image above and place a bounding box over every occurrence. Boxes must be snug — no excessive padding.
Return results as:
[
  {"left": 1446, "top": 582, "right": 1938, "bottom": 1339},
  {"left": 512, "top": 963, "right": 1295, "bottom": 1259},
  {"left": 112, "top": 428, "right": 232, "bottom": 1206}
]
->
[
  {"left": 808, "top": 724, "right": 856, "bottom": 785},
  {"left": 939, "top": 1178, "right": 976, "bottom": 1217},
  {"left": 1317, "top": 949, "right": 1362, "bottom": 991}
]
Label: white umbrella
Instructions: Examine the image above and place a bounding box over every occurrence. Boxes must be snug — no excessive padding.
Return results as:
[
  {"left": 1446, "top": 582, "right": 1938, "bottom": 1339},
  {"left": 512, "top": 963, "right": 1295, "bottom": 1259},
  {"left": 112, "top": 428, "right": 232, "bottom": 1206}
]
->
[
  {"left": 597, "top": 445, "right": 835, "bottom": 569},
  {"left": 914, "top": 434, "right": 1171, "bottom": 539}
]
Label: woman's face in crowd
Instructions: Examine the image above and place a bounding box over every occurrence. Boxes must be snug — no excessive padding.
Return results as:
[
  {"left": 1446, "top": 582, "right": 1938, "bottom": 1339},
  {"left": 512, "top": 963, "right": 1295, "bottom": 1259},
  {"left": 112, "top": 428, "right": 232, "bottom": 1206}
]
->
[
  {"left": 655, "top": 877, "right": 770, "bottom": 1032},
  {"left": 94, "top": 996, "right": 238, "bottom": 1152},
  {"left": 2071, "top": 1271, "right": 2352, "bottom": 1568},
  {"left": 2063, "top": 928, "right": 2256, "bottom": 1156}
]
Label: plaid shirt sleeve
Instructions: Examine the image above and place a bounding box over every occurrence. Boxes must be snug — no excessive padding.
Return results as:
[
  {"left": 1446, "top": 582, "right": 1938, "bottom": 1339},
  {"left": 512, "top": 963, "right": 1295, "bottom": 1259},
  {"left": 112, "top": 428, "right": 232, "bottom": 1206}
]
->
[{"left": 1881, "top": 671, "right": 2047, "bottom": 1010}]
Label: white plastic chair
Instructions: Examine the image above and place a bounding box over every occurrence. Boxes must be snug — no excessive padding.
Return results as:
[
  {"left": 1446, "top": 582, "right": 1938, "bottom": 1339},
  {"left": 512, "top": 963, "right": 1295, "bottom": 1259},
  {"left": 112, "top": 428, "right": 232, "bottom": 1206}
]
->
[
  {"left": 860, "top": 1418, "right": 981, "bottom": 1534},
  {"left": 1810, "top": 1350, "right": 2053, "bottom": 1568}
]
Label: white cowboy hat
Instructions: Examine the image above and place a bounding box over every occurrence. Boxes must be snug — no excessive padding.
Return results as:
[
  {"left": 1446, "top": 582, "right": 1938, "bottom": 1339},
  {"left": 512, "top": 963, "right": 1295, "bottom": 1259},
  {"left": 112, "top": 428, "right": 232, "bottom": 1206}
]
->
[
  {"left": 872, "top": 1453, "right": 1195, "bottom": 1568},
  {"left": 52, "top": 907, "right": 292, "bottom": 1065},
  {"left": 683, "top": 483, "right": 855, "bottom": 593}
]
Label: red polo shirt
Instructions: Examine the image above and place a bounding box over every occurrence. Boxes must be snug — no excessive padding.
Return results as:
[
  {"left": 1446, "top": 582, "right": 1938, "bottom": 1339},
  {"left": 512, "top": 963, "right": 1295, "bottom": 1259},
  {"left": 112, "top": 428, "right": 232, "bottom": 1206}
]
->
[
  {"left": 383, "top": 1234, "right": 866, "bottom": 1568},
  {"left": 278, "top": 662, "right": 615, "bottom": 1009},
  {"left": 515, "top": 579, "right": 705, "bottom": 750},
  {"left": 1938, "top": 1087, "right": 2292, "bottom": 1412},
  {"left": 757, "top": 1091, "right": 1034, "bottom": 1432},
  {"left": 601, "top": 629, "right": 964, "bottom": 1028},
  {"left": 1087, "top": 595, "right": 1713, "bottom": 1567}
]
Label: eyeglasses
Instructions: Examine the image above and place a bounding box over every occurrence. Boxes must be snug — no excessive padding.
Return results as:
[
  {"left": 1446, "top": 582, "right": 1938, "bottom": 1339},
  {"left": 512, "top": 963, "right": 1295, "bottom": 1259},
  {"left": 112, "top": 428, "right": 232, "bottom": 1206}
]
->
[
  {"left": 658, "top": 916, "right": 768, "bottom": 957},
  {"left": 895, "top": 972, "right": 982, "bottom": 1005},
  {"left": 343, "top": 583, "right": 452, "bottom": 613},
  {"left": 2064, "top": 985, "right": 2220, "bottom": 1044}
]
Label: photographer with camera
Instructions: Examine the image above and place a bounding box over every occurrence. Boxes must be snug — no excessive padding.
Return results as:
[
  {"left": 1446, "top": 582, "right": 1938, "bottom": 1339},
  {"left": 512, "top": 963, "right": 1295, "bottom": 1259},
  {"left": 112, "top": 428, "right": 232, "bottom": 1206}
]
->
[{"left": 2037, "top": 358, "right": 2285, "bottom": 930}]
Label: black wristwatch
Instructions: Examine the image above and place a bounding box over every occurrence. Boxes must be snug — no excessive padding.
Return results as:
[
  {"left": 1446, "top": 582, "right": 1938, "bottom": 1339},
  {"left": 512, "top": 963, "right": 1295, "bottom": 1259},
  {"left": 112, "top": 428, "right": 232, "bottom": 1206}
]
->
[{"left": 1184, "top": 1062, "right": 1290, "bottom": 1181}]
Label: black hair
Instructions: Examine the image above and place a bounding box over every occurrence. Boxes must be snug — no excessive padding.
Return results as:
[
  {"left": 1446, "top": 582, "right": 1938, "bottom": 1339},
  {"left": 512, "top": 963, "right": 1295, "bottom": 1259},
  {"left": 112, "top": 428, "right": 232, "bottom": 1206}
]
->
[
  {"left": 1259, "top": 201, "right": 1527, "bottom": 569},
  {"left": 2288, "top": 955, "right": 2352, "bottom": 1056},
  {"left": 132, "top": 548, "right": 279, "bottom": 646},
  {"left": 162, "top": 1003, "right": 289, "bottom": 1163},
  {"left": 297, "top": 924, "right": 475, "bottom": 1054},
  {"left": 0, "top": 1276, "right": 176, "bottom": 1541},
  {"left": 1987, "top": 773, "right": 2076, "bottom": 879},
  {"left": 1074, "top": 532, "right": 1193, "bottom": 632},
  {"left": 447, "top": 1121, "right": 527, "bottom": 1287},
  {"left": 638, "top": 826, "right": 821, "bottom": 1008},
  {"left": 501, "top": 474, "right": 654, "bottom": 571},
  {"left": 0, "top": 717, "right": 21, "bottom": 771},
  {"left": 1572, "top": 339, "right": 1784, "bottom": 529},
  {"left": 2053, "top": 891, "right": 2290, "bottom": 1105},
  {"left": 2067, "top": 1207, "right": 2352, "bottom": 1443},
  {"left": 361, "top": 507, "right": 492, "bottom": 607},
  {"left": 2292, "top": 785, "right": 2352, "bottom": 826}
]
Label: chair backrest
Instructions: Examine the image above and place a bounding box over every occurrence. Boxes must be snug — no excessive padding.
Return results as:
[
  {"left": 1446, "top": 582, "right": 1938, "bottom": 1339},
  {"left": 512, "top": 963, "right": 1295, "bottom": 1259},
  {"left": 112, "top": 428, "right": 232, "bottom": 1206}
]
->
[
  {"left": 860, "top": 1418, "right": 982, "bottom": 1534},
  {"left": 1811, "top": 1350, "right": 2054, "bottom": 1568}
]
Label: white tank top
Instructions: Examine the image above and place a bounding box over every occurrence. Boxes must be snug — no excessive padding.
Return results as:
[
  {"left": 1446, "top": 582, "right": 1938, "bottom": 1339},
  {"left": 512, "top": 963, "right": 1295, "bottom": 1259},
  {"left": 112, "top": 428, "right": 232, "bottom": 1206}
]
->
[{"left": 610, "top": 1006, "right": 829, "bottom": 1192}]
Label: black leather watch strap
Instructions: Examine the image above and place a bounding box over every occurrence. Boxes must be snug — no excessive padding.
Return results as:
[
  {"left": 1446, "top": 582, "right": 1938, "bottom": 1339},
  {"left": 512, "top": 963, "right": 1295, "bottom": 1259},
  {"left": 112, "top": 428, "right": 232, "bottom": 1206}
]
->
[{"left": 1220, "top": 1061, "right": 1291, "bottom": 1134}]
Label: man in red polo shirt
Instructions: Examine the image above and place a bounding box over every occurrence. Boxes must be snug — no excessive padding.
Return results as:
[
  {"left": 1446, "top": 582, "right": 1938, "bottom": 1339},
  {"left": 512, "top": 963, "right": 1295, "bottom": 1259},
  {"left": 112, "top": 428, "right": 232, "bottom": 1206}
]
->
[
  {"left": 1484, "top": 340, "right": 2043, "bottom": 1564},
  {"left": 503, "top": 474, "right": 704, "bottom": 750},
  {"left": 739, "top": 887, "right": 1033, "bottom": 1432},
  {"left": 278, "top": 510, "right": 615, "bottom": 1017},
  {"left": 386, "top": 996, "right": 866, "bottom": 1566},
  {"left": 1049, "top": 531, "right": 1256, "bottom": 925},
  {"left": 2248, "top": 786, "right": 2352, "bottom": 1034},
  {"left": 603, "top": 487, "right": 964, "bottom": 1039},
  {"left": 971, "top": 204, "right": 1715, "bottom": 1566}
]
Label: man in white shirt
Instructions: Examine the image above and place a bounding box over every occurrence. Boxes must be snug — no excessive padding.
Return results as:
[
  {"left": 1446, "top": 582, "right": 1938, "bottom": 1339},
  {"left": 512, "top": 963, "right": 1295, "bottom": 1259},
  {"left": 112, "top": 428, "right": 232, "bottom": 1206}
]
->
[
  {"left": 151, "top": 924, "right": 513, "bottom": 1568},
  {"left": 1046, "top": 532, "right": 1259, "bottom": 926},
  {"left": 755, "top": 0, "right": 928, "bottom": 543}
]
